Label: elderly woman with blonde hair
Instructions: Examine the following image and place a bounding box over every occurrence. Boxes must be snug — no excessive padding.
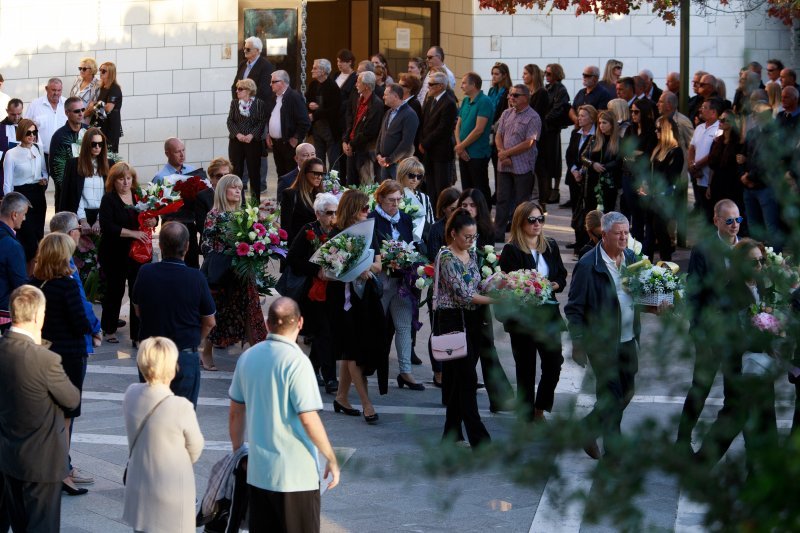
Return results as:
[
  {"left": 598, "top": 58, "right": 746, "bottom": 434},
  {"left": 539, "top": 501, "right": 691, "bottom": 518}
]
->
[{"left": 123, "top": 336, "right": 204, "bottom": 533}]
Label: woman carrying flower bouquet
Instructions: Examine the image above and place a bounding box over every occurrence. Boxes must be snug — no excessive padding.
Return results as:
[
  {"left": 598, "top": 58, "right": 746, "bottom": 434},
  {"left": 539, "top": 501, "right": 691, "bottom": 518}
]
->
[
  {"left": 369, "top": 180, "right": 424, "bottom": 390},
  {"left": 435, "top": 209, "right": 493, "bottom": 448},
  {"left": 286, "top": 192, "right": 340, "bottom": 393},
  {"left": 99, "top": 162, "right": 155, "bottom": 345},
  {"left": 397, "top": 157, "right": 434, "bottom": 250},
  {"left": 200, "top": 175, "right": 267, "bottom": 369},
  {"left": 281, "top": 157, "right": 325, "bottom": 245},
  {"left": 327, "top": 189, "right": 385, "bottom": 424},
  {"left": 499, "top": 202, "right": 567, "bottom": 422}
]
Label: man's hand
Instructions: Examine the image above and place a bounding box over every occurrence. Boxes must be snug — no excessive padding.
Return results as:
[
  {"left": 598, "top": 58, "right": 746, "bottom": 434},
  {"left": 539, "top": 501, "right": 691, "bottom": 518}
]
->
[
  {"left": 324, "top": 459, "right": 340, "bottom": 490},
  {"left": 571, "top": 343, "right": 588, "bottom": 368},
  {"left": 266, "top": 136, "right": 273, "bottom": 149}
]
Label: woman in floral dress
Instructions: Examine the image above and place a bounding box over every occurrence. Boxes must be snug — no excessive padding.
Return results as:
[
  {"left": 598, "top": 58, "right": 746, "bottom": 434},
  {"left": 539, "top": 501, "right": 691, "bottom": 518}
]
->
[{"left": 200, "top": 174, "right": 267, "bottom": 369}]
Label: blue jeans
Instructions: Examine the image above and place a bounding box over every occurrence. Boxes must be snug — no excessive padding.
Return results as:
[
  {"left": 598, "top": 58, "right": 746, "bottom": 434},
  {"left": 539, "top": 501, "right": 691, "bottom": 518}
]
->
[
  {"left": 172, "top": 350, "right": 201, "bottom": 409},
  {"left": 743, "top": 187, "right": 783, "bottom": 252}
]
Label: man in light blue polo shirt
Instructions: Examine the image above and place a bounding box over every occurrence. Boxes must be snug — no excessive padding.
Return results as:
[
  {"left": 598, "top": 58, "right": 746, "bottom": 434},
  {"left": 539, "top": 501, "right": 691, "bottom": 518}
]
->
[
  {"left": 229, "top": 297, "right": 339, "bottom": 532},
  {"left": 455, "top": 72, "right": 494, "bottom": 203}
]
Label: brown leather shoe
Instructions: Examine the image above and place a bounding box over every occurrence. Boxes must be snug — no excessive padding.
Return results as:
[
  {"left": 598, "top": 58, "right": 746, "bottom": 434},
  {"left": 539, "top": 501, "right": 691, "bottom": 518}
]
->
[{"left": 583, "top": 439, "right": 601, "bottom": 460}]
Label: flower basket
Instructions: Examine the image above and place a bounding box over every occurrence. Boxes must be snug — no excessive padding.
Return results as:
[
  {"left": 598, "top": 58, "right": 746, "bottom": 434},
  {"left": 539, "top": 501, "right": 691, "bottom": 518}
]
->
[{"left": 634, "top": 292, "right": 674, "bottom": 307}]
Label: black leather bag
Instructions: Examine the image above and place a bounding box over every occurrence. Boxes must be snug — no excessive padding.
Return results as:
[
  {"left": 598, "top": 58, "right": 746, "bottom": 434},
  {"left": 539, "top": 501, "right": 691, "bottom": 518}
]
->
[
  {"left": 200, "top": 251, "right": 234, "bottom": 288},
  {"left": 275, "top": 265, "right": 307, "bottom": 300}
]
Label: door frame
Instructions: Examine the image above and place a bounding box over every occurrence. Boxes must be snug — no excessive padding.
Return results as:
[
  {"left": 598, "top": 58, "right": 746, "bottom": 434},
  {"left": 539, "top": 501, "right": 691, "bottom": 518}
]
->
[{"left": 369, "top": 0, "right": 440, "bottom": 57}]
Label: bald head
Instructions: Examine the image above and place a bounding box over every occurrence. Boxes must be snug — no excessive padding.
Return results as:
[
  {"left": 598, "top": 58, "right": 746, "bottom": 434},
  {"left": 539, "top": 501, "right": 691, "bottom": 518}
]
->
[
  {"left": 267, "top": 297, "right": 303, "bottom": 337},
  {"left": 294, "top": 143, "right": 316, "bottom": 166},
  {"left": 164, "top": 137, "right": 186, "bottom": 168},
  {"left": 159, "top": 221, "right": 190, "bottom": 259},
  {"left": 782, "top": 85, "right": 799, "bottom": 112},
  {"left": 666, "top": 72, "right": 680, "bottom": 93}
]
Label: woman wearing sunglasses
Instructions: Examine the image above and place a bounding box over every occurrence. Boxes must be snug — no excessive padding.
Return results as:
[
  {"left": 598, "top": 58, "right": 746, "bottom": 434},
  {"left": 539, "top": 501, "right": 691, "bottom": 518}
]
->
[
  {"left": 499, "top": 202, "right": 567, "bottom": 423},
  {"left": 89, "top": 62, "right": 122, "bottom": 152},
  {"left": 2, "top": 118, "right": 46, "bottom": 272},
  {"left": 70, "top": 57, "right": 100, "bottom": 123},
  {"left": 228, "top": 78, "right": 268, "bottom": 204},
  {"left": 60, "top": 128, "right": 112, "bottom": 234},
  {"left": 397, "top": 157, "right": 434, "bottom": 249},
  {"left": 281, "top": 157, "right": 325, "bottom": 245}
]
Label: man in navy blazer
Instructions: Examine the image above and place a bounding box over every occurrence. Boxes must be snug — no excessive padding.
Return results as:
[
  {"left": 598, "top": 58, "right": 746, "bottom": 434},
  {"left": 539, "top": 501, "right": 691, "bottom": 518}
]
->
[
  {"left": 231, "top": 37, "right": 274, "bottom": 102},
  {"left": 565, "top": 211, "right": 641, "bottom": 460},
  {"left": 266, "top": 70, "right": 311, "bottom": 179},
  {"left": 376, "top": 84, "right": 419, "bottom": 180}
]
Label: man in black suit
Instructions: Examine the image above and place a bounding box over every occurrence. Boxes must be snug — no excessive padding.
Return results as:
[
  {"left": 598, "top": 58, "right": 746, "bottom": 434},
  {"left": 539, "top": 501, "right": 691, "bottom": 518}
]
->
[
  {"left": 266, "top": 70, "right": 311, "bottom": 179},
  {"left": 418, "top": 71, "right": 457, "bottom": 206},
  {"left": 342, "top": 71, "right": 383, "bottom": 186},
  {"left": 305, "top": 59, "right": 342, "bottom": 172},
  {"left": 0, "top": 285, "right": 80, "bottom": 532},
  {"left": 231, "top": 36, "right": 274, "bottom": 102},
  {"left": 376, "top": 83, "right": 419, "bottom": 180},
  {"left": 277, "top": 142, "right": 316, "bottom": 202},
  {"left": 638, "top": 69, "right": 663, "bottom": 104}
]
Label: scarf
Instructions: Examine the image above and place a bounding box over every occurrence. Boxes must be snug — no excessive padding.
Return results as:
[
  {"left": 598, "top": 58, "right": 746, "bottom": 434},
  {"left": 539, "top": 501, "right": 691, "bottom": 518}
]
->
[
  {"left": 238, "top": 97, "right": 254, "bottom": 117},
  {"left": 375, "top": 205, "right": 400, "bottom": 240}
]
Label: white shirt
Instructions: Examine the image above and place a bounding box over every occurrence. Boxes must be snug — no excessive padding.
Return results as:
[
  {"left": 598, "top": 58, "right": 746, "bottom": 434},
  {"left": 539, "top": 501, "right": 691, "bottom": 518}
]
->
[
  {"left": 530, "top": 249, "right": 550, "bottom": 278},
  {"left": 335, "top": 72, "right": 350, "bottom": 88},
  {"left": 600, "top": 245, "right": 635, "bottom": 342},
  {"left": 8, "top": 326, "right": 35, "bottom": 342},
  {"left": 441, "top": 64, "right": 457, "bottom": 90},
  {"left": 2, "top": 144, "right": 44, "bottom": 195},
  {"left": 690, "top": 120, "right": 721, "bottom": 187},
  {"left": 0, "top": 91, "right": 10, "bottom": 122},
  {"left": 78, "top": 174, "right": 105, "bottom": 221},
  {"left": 3, "top": 123, "right": 16, "bottom": 145},
  {"left": 24, "top": 95, "right": 66, "bottom": 153},
  {"left": 268, "top": 92, "right": 284, "bottom": 139}
]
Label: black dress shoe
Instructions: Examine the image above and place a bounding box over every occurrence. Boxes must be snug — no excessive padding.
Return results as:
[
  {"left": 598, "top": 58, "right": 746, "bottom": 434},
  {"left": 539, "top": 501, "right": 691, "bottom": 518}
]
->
[
  {"left": 62, "top": 483, "right": 88, "bottom": 496},
  {"left": 583, "top": 439, "right": 601, "bottom": 460},
  {"left": 363, "top": 412, "right": 379, "bottom": 425},
  {"left": 325, "top": 380, "right": 339, "bottom": 394},
  {"left": 411, "top": 353, "right": 423, "bottom": 365},
  {"left": 316, "top": 374, "right": 325, "bottom": 386},
  {"left": 397, "top": 374, "right": 425, "bottom": 391},
  {"left": 559, "top": 201, "right": 572, "bottom": 209},
  {"left": 476, "top": 382, "right": 485, "bottom": 390},
  {"left": 117, "top": 319, "right": 126, "bottom": 327},
  {"left": 566, "top": 242, "right": 577, "bottom": 249},
  {"left": 548, "top": 192, "right": 561, "bottom": 204},
  {"left": 332, "top": 400, "right": 360, "bottom": 416},
  {"left": 432, "top": 375, "right": 442, "bottom": 388}
]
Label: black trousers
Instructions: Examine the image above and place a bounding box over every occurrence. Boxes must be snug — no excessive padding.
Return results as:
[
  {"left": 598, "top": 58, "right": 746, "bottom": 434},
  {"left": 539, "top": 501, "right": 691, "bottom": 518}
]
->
[
  {"left": 677, "top": 341, "right": 722, "bottom": 443},
  {"left": 14, "top": 183, "right": 46, "bottom": 261},
  {"left": 476, "top": 306, "right": 514, "bottom": 411},
  {"left": 271, "top": 137, "right": 297, "bottom": 179},
  {"left": 345, "top": 150, "right": 374, "bottom": 186},
  {"left": 423, "top": 151, "right": 454, "bottom": 210},
  {"left": 509, "top": 330, "right": 564, "bottom": 419},
  {"left": 248, "top": 485, "right": 320, "bottom": 533},
  {"left": 584, "top": 339, "right": 638, "bottom": 454},
  {"left": 437, "top": 307, "right": 491, "bottom": 448},
  {"left": 307, "top": 301, "right": 336, "bottom": 382},
  {"left": 2, "top": 474, "right": 61, "bottom": 533},
  {"left": 458, "top": 157, "right": 491, "bottom": 202},
  {"left": 311, "top": 120, "right": 342, "bottom": 172},
  {"left": 229, "top": 138, "right": 263, "bottom": 204},
  {"left": 101, "top": 255, "right": 142, "bottom": 335}
]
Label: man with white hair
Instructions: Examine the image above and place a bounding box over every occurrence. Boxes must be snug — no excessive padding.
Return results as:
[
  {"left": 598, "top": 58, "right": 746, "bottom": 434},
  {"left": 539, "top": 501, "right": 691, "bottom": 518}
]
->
[
  {"left": 267, "top": 70, "right": 311, "bottom": 178},
  {"left": 569, "top": 65, "right": 611, "bottom": 124},
  {"left": 638, "top": 69, "right": 663, "bottom": 103},
  {"left": 24, "top": 78, "right": 66, "bottom": 175},
  {"left": 665, "top": 72, "right": 680, "bottom": 98},
  {"left": 305, "top": 58, "right": 342, "bottom": 172},
  {"left": 232, "top": 36, "right": 274, "bottom": 102},
  {"left": 342, "top": 71, "right": 383, "bottom": 186}
]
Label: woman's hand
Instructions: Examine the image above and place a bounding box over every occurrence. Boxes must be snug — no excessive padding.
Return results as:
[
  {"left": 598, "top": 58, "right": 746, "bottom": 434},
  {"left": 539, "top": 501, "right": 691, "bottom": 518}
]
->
[
  {"left": 705, "top": 186, "right": 712, "bottom": 200},
  {"left": 572, "top": 170, "right": 582, "bottom": 183},
  {"left": 317, "top": 269, "right": 327, "bottom": 280},
  {"left": 359, "top": 269, "right": 372, "bottom": 281},
  {"left": 550, "top": 281, "right": 559, "bottom": 291},
  {"left": 592, "top": 162, "right": 605, "bottom": 173},
  {"left": 80, "top": 220, "right": 91, "bottom": 233},
  {"left": 91, "top": 220, "right": 101, "bottom": 235},
  {"left": 142, "top": 217, "right": 157, "bottom": 228},
  {"left": 132, "top": 230, "right": 149, "bottom": 243}
]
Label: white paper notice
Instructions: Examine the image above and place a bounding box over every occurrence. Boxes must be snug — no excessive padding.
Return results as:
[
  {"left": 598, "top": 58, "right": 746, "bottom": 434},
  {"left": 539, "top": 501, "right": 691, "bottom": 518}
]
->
[
  {"left": 396, "top": 28, "right": 410, "bottom": 50},
  {"left": 266, "top": 38, "right": 288, "bottom": 55}
]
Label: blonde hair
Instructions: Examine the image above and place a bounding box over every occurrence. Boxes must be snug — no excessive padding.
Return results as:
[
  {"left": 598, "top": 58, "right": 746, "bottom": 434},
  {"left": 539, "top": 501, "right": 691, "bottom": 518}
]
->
[
  {"left": 213, "top": 174, "right": 243, "bottom": 212},
  {"left": 593, "top": 111, "right": 620, "bottom": 156},
  {"left": 79, "top": 57, "right": 98, "bottom": 75},
  {"left": 652, "top": 116, "right": 679, "bottom": 162},
  {"left": 766, "top": 81, "right": 782, "bottom": 114},
  {"left": 396, "top": 157, "right": 425, "bottom": 188},
  {"left": 99, "top": 61, "right": 118, "bottom": 89},
  {"left": 236, "top": 78, "right": 257, "bottom": 97},
  {"left": 105, "top": 162, "right": 139, "bottom": 193},
  {"left": 9, "top": 285, "right": 45, "bottom": 324},
  {"left": 32, "top": 233, "right": 76, "bottom": 281},
  {"left": 137, "top": 337, "right": 179, "bottom": 384},
  {"left": 607, "top": 98, "right": 630, "bottom": 122},
  {"left": 508, "top": 201, "right": 549, "bottom": 254}
]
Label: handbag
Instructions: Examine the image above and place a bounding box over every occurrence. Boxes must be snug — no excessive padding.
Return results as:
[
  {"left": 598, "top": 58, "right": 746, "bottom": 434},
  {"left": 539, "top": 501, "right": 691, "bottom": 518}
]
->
[
  {"left": 742, "top": 351, "right": 778, "bottom": 377},
  {"left": 200, "top": 250, "right": 234, "bottom": 288},
  {"left": 275, "top": 264, "right": 307, "bottom": 300},
  {"left": 430, "top": 250, "right": 468, "bottom": 362},
  {"left": 123, "top": 395, "right": 170, "bottom": 485}
]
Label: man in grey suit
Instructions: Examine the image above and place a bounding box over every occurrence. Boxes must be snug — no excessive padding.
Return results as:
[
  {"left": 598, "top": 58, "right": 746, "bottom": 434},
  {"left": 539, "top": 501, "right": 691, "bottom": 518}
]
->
[
  {"left": 0, "top": 285, "right": 80, "bottom": 532},
  {"left": 376, "top": 83, "right": 419, "bottom": 180}
]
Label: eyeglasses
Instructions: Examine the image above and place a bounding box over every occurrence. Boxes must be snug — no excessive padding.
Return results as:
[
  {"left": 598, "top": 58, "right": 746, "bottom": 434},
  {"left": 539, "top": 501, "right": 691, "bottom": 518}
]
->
[
  {"left": 508, "top": 93, "right": 523, "bottom": 98},
  {"left": 90, "top": 141, "right": 105, "bottom": 148},
  {"left": 99, "top": 69, "right": 108, "bottom": 74},
  {"left": 270, "top": 80, "right": 282, "bottom": 84},
  {"left": 78, "top": 67, "right": 91, "bottom": 72},
  {"left": 69, "top": 107, "right": 86, "bottom": 114},
  {"left": 360, "top": 204, "right": 370, "bottom": 213},
  {"left": 461, "top": 233, "right": 478, "bottom": 242},
  {"left": 767, "top": 67, "right": 778, "bottom": 72},
  {"left": 25, "top": 129, "right": 38, "bottom": 137},
  {"left": 426, "top": 55, "right": 438, "bottom": 60},
  {"left": 544, "top": 71, "right": 553, "bottom": 76},
  {"left": 526, "top": 215, "right": 545, "bottom": 225},
  {"left": 752, "top": 257, "right": 766, "bottom": 266},
  {"left": 725, "top": 216, "right": 744, "bottom": 225},
  {"left": 235, "top": 87, "right": 248, "bottom": 92},
  {"left": 428, "top": 82, "right": 442, "bottom": 87},
  {"left": 698, "top": 82, "right": 713, "bottom": 87},
  {"left": 582, "top": 73, "right": 596, "bottom": 78},
  {"left": 243, "top": 47, "right": 252, "bottom": 52},
  {"left": 211, "top": 172, "right": 226, "bottom": 179},
  {"left": 407, "top": 173, "right": 423, "bottom": 180},
  {"left": 307, "top": 170, "right": 324, "bottom": 177},
  {"left": 384, "top": 197, "right": 402, "bottom": 204},
  {"left": 631, "top": 109, "right": 640, "bottom": 115},
  {"left": 324, "top": 210, "right": 336, "bottom": 216}
]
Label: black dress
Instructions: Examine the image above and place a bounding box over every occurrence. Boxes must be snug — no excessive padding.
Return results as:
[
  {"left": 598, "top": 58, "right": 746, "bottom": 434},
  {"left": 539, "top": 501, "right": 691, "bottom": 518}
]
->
[
  {"left": 643, "top": 146, "right": 684, "bottom": 261},
  {"left": 280, "top": 188, "right": 317, "bottom": 245},
  {"left": 29, "top": 275, "right": 92, "bottom": 418},
  {"left": 96, "top": 83, "right": 123, "bottom": 152}
]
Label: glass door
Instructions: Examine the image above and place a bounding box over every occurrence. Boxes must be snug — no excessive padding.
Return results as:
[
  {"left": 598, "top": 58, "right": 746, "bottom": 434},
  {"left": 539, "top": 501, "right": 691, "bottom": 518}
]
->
[{"left": 371, "top": 0, "right": 440, "bottom": 79}]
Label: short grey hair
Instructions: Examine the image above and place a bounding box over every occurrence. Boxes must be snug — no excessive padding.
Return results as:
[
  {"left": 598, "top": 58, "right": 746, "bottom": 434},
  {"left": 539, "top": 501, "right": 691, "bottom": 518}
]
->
[
  {"left": 357, "top": 60, "right": 375, "bottom": 73},
  {"left": 244, "top": 36, "right": 263, "bottom": 52},
  {"left": 314, "top": 192, "right": 340, "bottom": 214},
  {"left": 662, "top": 91, "right": 678, "bottom": 109},
  {"left": 0, "top": 192, "right": 31, "bottom": 217},
  {"left": 638, "top": 69, "right": 654, "bottom": 82},
  {"left": 783, "top": 85, "right": 799, "bottom": 100},
  {"left": 46, "top": 77, "right": 62, "bottom": 87},
  {"left": 273, "top": 70, "right": 290, "bottom": 84},
  {"left": 513, "top": 84, "right": 530, "bottom": 97},
  {"left": 429, "top": 71, "right": 447, "bottom": 87},
  {"left": 49, "top": 211, "right": 79, "bottom": 233},
  {"left": 586, "top": 65, "right": 600, "bottom": 77},
  {"left": 666, "top": 72, "right": 680, "bottom": 82},
  {"left": 314, "top": 59, "right": 332, "bottom": 76},
  {"left": 359, "top": 71, "right": 376, "bottom": 91},
  {"left": 601, "top": 211, "right": 629, "bottom": 233}
]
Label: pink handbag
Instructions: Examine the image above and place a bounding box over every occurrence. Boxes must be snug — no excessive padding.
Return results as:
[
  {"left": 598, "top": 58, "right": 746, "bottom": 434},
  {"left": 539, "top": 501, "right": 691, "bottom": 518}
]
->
[{"left": 430, "top": 250, "right": 468, "bottom": 362}]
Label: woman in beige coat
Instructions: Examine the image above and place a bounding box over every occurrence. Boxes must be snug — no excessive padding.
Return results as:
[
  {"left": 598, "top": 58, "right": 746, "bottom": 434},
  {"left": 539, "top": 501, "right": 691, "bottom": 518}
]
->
[{"left": 122, "top": 337, "right": 204, "bottom": 533}]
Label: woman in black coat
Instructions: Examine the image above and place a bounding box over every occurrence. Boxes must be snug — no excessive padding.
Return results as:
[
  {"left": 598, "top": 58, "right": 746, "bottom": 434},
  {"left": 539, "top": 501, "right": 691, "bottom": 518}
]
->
[
  {"left": 227, "top": 78, "right": 268, "bottom": 204},
  {"left": 60, "top": 127, "right": 113, "bottom": 230},
  {"left": 621, "top": 98, "right": 657, "bottom": 241},
  {"left": 522, "top": 64, "right": 553, "bottom": 206},
  {"left": 542, "top": 63, "right": 571, "bottom": 204},
  {"left": 582, "top": 110, "right": 622, "bottom": 214},
  {"left": 499, "top": 202, "right": 567, "bottom": 422},
  {"left": 567, "top": 105, "right": 598, "bottom": 251},
  {"left": 281, "top": 158, "right": 325, "bottom": 245}
]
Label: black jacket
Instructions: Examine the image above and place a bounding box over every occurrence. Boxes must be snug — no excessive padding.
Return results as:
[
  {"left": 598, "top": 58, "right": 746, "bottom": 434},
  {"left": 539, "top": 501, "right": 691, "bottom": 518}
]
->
[
  {"left": 419, "top": 93, "right": 458, "bottom": 158},
  {"left": 226, "top": 97, "right": 268, "bottom": 140},
  {"left": 305, "top": 77, "right": 342, "bottom": 138},
  {"left": 343, "top": 91, "right": 383, "bottom": 151},
  {"left": 60, "top": 157, "right": 114, "bottom": 214},
  {"left": 498, "top": 238, "right": 567, "bottom": 298},
  {"left": 281, "top": 188, "right": 317, "bottom": 245},
  {"left": 266, "top": 87, "right": 311, "bottom": 143},
  {"left": 565, "top": 245, "right": 641, "bottom": 354},
  {"left": 231, "top": 56, "right": 275, "bottom": 102},
  {"left": 368, "top": 210, "right": 414, "bottom": 246},
  {"left": 564, "top": 128, "right": 594, "bottom": 183},
  {"left": 545, "top": 82, "right": 571, "bottom": 131}
]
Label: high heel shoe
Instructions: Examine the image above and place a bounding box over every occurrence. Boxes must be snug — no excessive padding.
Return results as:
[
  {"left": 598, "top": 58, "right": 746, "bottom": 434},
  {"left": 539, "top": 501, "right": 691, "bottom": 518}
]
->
[
  {"left": 332, "top": 400, "right": 360, "bottom": 417},
  {"left": 62, "top": 482, "right": 88, "bottom": 496},
  {"left": 363, "top": 411, "right": 379, "bottom": 425},
  {"left": 397, "top": 374, "right": 425, "bottom": 391}
]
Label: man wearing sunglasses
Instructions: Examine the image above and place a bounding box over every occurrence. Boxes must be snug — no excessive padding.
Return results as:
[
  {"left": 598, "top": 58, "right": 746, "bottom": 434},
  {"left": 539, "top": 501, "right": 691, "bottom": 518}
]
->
[
  {"left": 568, "top": 66, "right": 610, "bottom": 125},
  {"left": 418, "top": 71, "right": 457, "bottom": 204},
  {"left": 48, "top": 96, "right": 87, "bottom": 209},
  {"left": 231, "top": 36, "right": 274, "bottom": 102},
  {"left": 24, "top": 78, "right": 66, "bottom": 175},
  {"left": 676, "top": 199, "right": 741, "bottom": 451}
]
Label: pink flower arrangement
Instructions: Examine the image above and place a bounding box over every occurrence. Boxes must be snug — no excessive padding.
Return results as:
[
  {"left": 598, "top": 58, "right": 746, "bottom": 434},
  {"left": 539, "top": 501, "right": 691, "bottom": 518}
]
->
[
  {"left": 253, "top": 242, "right": 266, "bottom": 254},
  {"left": 252, "top": 222, "right": 267, "bottom": 236},
  {"left": 752, "top": 312, "right": 783, "bottom": 336},
  {"left": 278, "top": 228, "right": 288, "bottom": 240},
  {"left": 236, "top": 242, "right": 251, "bottom": 256}
]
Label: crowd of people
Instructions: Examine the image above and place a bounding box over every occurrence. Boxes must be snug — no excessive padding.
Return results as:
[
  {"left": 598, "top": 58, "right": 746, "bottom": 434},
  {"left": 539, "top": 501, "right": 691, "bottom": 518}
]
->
[{"left": 0, "top": 35, "right": 798, "bottom": 531}]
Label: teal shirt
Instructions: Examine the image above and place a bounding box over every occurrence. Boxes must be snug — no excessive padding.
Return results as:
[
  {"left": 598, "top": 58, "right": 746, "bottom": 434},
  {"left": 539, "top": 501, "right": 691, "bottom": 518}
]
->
[
  {"left": 457, "top": 91, "right": 493, "bottom": 159},
  {"left": 229, "top": 334, "right": 323, "bottom": 492}
]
